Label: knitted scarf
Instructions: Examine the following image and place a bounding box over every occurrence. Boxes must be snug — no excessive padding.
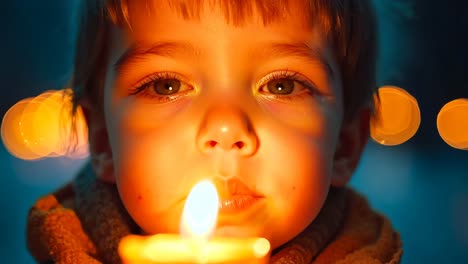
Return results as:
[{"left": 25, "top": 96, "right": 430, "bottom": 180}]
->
[{"left": 27, "top": 163, "right": 402, "bottom": 263}]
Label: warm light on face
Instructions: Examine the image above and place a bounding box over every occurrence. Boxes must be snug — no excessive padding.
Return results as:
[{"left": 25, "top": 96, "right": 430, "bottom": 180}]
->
[
  {"left": 437, "top": 98, "right": 468, "bottom": 150},
  {"left": 370, "top": 86, "right": 421, "bottom": 146},
  {"left": 180, "top": 180, "right": 219, "bottom": 239},
  {"left": 108, "top": 1, "right": 351, "bottom": 250}
]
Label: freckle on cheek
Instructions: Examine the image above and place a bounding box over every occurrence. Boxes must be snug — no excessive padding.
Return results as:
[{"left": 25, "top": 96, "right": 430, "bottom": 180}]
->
[
  {"left": 292, "top": 186, "right": 296, "bottom": 190},
  {"left": 137, "top": 195, "right": 143, "bottom": 201}
]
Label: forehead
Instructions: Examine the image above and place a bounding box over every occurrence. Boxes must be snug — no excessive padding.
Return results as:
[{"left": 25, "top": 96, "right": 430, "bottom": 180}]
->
[
  {"left": 106, "top": 0, "right": 340, "bottom": 83},
  {"left": 109, "top": 0, "right": 326, "bottom": 32},
  {"left": 109, "top": 0, "right": 335, "bottom": 68},
  {"left": 109, "top": 2, "right": 332, "bottom": 54}
]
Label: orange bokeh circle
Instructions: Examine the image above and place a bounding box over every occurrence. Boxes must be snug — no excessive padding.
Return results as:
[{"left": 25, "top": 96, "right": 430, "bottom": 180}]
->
[
  {"left": 1, "top": 98, "right": 43, "bottom": 160},
  {"left": 370, "top": 86, "right": 421, "bottom": 146},
  {"left": 1, "top": 89, "right": 89, "bottom": 160},
  {"left": 437, "top": 98, "right": 468, "bottom": 150}
]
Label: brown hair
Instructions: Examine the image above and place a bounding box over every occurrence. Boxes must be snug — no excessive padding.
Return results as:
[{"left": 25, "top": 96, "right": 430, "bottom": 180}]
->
[{"left": 71, "top": 0, "right": 378, "bottom": 123}]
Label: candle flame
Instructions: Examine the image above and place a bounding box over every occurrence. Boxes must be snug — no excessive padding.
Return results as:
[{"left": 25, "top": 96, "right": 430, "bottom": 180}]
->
[{"left": 180, "top": 180, "right": 219, "bottom": 239}]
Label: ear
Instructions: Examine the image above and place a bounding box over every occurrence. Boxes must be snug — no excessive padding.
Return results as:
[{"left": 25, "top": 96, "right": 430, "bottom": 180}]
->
[
  {"left": 331, "top": 108, "right": 371, "bottom": 187},
  {"left": 80, "top": 97, "right": 115, "bottom": 183}
]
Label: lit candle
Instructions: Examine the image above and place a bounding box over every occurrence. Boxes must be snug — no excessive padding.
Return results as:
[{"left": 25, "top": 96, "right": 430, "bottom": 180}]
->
[{"left": 119, "top": 180, "right": 271, "bottom": 264}]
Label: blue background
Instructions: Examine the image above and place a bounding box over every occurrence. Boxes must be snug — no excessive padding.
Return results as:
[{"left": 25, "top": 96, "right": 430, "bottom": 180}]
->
[{"left": 1, "top": 1, "right": 467, "bottom": 263}]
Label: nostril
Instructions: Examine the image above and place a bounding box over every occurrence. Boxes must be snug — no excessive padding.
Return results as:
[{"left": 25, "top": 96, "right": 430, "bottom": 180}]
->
[
  {"left": 207, "top": 140, "right": 217, "bottom": 148},
  {"left": 234, "top": 141, "right": 244, "bottom": 149}
]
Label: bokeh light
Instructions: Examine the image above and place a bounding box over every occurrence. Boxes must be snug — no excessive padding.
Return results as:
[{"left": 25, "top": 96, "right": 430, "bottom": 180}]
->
[
  {"left": 370, "top": 85, "right": 421, "bottom": 146},
  {"left": 1, "top": 98, "right": 43, "bottom": 160},
  {"left": 19, "top": 92, "right": 61, "bottom": 157},
  {"left": 1, "top": 89, "right": 89, "bottom": 160},
  {"left": 437, "top": 98, "right": 468, "bottom": 150}
]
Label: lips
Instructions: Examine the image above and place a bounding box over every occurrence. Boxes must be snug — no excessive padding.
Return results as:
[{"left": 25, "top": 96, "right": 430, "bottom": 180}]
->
[
  {"left": 219, "top": 194, "right": 262, "bottom": 213},
  {"left": 215, "top": 178, "right": 264, "bottom": 214}
]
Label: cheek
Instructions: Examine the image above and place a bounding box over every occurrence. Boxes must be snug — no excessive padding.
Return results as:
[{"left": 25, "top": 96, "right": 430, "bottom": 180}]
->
[
  {"left": 106, "top": 103, "right": 201, "bottom": 233},
  {"left": 261, "top": 138, "right": 332, "bottom": 249},
  {"left": 107, "top": 97, "right": 196, "bottom": 192},
  {"left": 261, "top": 131, "right": 333, "bottom": 205},
  {"left": 253, "top": 106, "right": 339, "bottom": 248},
  {"left": 113, "top": 136, "right": 187, "bottom": 233},
  {"left": 257, "top": 101, "right": 340, "bottom": 191}
]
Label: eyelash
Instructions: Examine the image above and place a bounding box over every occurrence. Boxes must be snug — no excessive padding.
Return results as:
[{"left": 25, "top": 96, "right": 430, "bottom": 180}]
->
[
  {"left": 258, "top": 70, "right": 318, "bottom": 100},
  {"left": 129, "top": 70, "right": 318, "bottom": 103},
  {"left": 129, "top": 72, "right": 193, "bottom": 103}
]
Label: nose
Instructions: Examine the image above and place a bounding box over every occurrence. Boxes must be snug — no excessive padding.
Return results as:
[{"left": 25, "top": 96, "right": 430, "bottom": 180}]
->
[{"left": 196, "top": 106, "right": 258, "bottom": 156}]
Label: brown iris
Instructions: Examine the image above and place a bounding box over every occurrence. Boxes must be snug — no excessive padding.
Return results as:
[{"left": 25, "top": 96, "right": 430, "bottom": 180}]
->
[
  {"left": 152, "top": 79, "right": 181, "bottom": 95},
  {"left": 267, "top": 79, "right": 294, "bottom": 95}
]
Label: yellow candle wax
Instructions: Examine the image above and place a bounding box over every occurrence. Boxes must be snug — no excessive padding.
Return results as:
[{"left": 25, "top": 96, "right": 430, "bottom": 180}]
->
[
  {"left": 119, "top": 233, "right": 270, "bottom": 264},
  {"left": 119, "top": 180, "right": 270, "bottom": 264}
]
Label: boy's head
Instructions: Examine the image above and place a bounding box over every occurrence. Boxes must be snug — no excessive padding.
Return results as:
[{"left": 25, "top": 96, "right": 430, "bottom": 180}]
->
[{"left": 72, "top": 0, "right": 377, "bottom": 250}]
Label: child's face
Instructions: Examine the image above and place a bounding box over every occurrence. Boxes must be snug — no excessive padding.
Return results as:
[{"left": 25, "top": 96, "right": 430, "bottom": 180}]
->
[{"left": 101, "top": 2, "right": 345, "bottom": 249}]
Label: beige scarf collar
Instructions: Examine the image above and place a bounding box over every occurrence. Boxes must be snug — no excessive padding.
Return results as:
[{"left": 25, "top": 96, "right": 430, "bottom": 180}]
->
[{"left": 27, "top": 163, "right": 402, "bottom": 263}]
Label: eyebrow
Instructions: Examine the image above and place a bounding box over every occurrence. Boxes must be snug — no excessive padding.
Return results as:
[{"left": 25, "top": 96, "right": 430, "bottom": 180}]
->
[
  {"left": 114, "top": 41, "right": 200, "bottom": 73},
  {"left": 114, "top": 41, "right": 335, "bottom": 78},
  {"left": 262, "top": 42, "right": 335, "bottom": 78}
]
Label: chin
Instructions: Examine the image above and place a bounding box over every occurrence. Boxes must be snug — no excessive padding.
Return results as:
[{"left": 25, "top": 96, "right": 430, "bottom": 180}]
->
[{"left": 214, "top": 224, "right": 262, "bottom": 238}]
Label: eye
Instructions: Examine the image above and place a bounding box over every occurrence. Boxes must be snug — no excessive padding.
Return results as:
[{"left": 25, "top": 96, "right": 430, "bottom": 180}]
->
[
  {"left": 152, "top": 79, "right": 181, "bottom": 95},
  {"left": 129, "top": 72, "right": 193, "bottom": 103},
  {"left": 266, "top": 78, "right": 295, "bottom": 95},
  {"left": 258, "top": 71, "right": 317, "bottom": 98}
]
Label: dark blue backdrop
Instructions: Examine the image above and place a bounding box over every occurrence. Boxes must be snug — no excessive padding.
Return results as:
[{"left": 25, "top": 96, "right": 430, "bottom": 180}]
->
[{"left": 1, "top": 1, "right": 467, "bottom": 263}]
